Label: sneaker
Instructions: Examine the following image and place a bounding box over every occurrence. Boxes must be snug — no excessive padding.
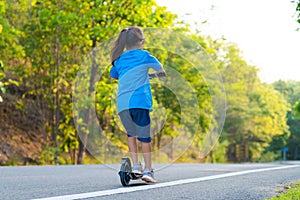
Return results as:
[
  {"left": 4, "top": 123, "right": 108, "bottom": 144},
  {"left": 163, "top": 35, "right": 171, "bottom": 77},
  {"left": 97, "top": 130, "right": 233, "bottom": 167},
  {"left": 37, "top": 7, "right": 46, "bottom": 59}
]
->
[
  {"left": 132, "top": 163, "right": 143, "bottom": 175},
  {"left": 142, "top": 168, "right": 156, "bottom": 183}
]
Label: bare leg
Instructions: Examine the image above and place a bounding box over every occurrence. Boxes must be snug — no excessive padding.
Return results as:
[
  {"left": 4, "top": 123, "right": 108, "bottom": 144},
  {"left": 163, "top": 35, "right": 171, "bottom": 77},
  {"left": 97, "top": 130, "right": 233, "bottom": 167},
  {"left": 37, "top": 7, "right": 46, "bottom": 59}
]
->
[
  {"left": 141, "top": 142, "right": 152, "bottom": 170},
  {"left": 128, "top": 137, "right": 139, "bottom": 164}
]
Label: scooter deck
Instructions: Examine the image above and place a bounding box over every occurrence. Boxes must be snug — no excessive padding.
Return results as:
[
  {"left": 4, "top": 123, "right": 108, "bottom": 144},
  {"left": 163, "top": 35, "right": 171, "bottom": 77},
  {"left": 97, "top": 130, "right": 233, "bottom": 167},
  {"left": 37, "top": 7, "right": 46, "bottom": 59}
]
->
[
  {"left": 118, "top": 171, "right": 142, "bottom": 179},
  {"left": 128, "top": 172, "right": 143, "bottom": 180}
]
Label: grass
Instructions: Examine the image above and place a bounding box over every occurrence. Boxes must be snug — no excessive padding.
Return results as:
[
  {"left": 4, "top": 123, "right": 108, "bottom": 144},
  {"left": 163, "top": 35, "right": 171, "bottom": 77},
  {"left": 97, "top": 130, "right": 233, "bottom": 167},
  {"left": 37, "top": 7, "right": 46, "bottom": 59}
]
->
[{"left": 268, "top": 181, "right": 300, "bottom": 200}]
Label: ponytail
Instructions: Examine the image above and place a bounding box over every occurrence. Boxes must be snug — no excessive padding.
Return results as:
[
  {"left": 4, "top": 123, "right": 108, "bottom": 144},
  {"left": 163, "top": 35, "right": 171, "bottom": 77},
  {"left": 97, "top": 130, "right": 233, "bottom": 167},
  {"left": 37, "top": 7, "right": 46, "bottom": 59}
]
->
[
  {"left": 110, "top": 29, "right": 127, "bottom": 65},
  {"left": 110, "top": 26, "right": 144, "bottom": 65}
]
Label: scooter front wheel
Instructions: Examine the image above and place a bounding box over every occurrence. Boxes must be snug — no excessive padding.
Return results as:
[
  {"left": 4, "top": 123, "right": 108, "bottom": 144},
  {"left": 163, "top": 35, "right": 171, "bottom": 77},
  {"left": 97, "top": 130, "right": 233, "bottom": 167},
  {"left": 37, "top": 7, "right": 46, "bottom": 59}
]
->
[{"left": 119, "top": 158, "right": 132, "bottom": 186}]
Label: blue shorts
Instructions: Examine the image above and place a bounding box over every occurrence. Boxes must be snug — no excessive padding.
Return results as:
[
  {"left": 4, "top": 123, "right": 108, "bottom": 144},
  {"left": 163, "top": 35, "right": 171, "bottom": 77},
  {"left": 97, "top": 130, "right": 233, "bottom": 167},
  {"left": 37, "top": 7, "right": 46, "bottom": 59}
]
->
[{"left": 119, "top": 109, "right": 151, "bottom": 143}]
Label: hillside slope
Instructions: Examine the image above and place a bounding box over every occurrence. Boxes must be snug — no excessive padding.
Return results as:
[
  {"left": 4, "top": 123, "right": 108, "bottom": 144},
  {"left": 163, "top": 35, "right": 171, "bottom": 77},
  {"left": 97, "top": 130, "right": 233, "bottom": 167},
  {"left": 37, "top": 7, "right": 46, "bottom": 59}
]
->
[{"left": 0, "top": 93, "right": 43, "bottom": 165}]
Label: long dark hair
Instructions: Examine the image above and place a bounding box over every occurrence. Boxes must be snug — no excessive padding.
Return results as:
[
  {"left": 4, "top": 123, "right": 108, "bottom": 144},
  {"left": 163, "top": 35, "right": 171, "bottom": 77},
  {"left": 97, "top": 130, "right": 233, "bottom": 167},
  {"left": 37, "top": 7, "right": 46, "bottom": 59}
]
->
[{"left": 110, "top": 26, "right": 144, "bottom": 65}]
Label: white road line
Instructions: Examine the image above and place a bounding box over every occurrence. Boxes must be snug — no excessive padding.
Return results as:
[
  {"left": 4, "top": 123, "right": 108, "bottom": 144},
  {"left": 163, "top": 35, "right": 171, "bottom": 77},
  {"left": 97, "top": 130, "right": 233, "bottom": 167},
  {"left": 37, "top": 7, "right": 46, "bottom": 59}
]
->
[{"left": 32, "top": 165, "right": 300, "bottom": 200}]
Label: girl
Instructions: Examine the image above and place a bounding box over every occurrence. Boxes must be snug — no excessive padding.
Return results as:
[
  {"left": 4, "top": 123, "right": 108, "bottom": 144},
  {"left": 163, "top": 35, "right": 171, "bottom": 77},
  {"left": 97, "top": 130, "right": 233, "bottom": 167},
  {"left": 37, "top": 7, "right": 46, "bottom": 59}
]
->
[{"left": 110, "top": 26, "right": 165, "bottom": 183}]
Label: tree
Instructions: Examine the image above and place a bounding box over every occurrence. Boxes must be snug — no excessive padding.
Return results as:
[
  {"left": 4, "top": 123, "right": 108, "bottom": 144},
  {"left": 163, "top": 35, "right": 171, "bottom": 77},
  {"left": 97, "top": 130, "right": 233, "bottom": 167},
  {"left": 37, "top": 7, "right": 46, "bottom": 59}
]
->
[
  {"left": 4, "top": 0, "right": 178, "bottom": 164},
  {"left": 0, "top": 1, "right": 23, "bottom": 102},
  {"left": 294, "top": 100, "right": 300, "bottom": 118},
  {"left": 295, "top": 0, "right": 300, "bottom": 30},
  {"left": 273, "top": 80, "right": 300, "bottom": 160},
  {"left": 209, "top": 41, "right": 290, "bottom": 162}
]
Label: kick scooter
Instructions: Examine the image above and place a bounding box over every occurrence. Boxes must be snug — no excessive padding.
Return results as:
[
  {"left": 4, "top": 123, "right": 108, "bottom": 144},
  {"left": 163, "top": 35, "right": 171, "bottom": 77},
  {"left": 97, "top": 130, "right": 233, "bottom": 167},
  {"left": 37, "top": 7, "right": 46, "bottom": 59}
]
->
[{"left": 118, "top": 157, "right": 143, "bottom": 186}]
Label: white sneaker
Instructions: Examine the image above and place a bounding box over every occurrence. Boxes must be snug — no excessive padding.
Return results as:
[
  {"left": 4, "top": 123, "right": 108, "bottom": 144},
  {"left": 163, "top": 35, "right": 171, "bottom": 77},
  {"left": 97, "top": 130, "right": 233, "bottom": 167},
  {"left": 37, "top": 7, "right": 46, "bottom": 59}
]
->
[
  {"left": 132, "top": 163, "right": 143, "bottom": 175},
  {"left": 142, "top": 168, "right": 156, "bottom": 183}
]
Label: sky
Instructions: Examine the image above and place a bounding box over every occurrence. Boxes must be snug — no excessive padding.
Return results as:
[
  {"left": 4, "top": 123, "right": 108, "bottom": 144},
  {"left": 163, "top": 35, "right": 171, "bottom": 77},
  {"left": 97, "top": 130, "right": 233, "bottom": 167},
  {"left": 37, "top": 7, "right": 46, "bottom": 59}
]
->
[{"left": 156, "top": 0, "right": 300, "bottom": 83}]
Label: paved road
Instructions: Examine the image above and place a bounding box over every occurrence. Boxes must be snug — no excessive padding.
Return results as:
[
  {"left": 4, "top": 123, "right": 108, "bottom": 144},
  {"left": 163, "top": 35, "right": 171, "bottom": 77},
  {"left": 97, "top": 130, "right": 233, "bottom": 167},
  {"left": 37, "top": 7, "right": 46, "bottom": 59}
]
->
[{"left": 1, "top": 162, "right": 300, "bottom": 200}]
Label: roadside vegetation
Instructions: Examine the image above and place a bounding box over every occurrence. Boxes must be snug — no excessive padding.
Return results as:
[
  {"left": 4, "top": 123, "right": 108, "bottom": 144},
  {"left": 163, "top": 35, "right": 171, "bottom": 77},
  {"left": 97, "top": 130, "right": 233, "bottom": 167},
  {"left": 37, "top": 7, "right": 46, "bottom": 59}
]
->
[
  {"left": 268, "top": 181, "right": 300, "bottom": 200},
  {"left": 0, "top": 0, "right": 300, "bottom": 165}
]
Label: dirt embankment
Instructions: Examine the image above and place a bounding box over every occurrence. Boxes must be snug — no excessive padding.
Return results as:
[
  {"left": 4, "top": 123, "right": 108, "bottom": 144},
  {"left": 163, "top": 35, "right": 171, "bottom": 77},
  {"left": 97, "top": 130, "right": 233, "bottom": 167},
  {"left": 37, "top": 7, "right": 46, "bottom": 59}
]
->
[{"left": 0, "top": 92, "right": 43, "bottom": 165}]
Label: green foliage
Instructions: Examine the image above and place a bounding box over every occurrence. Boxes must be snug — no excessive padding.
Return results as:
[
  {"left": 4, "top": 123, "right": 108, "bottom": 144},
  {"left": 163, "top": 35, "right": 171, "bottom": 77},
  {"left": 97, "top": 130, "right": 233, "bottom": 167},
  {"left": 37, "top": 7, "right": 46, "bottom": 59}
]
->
[
  {"left": 292, "top": 100, "right": 300, "bottom": 119},
  {"left": 273, "top": 81, "right": 300, "bottom": 160},
  {"left": 259, "top": 151, "right": 280, "bottom": 162},
  {"left": 295, "top": 0, "right": 300, "bottom": 30},
  {"left": 1, "top": 0, "right": 294, "bottom": 165},
  {"left": 268, "top": 181, "right": 300, "bottom": 200},
  {"left": 0, "top": 1, "right": 22, "bottom": 102},
  {"left": 0, "top": 78, "right": 19, "bottom": 102},
  {"left": 207, "top": 40, "right": 290, "bottom": 162},
  {"left": 39, "top": 147, "right": 60, "bottom": 165},
  {"left": 287, "top": 111, "right": 300, "bottom": 160},
  {"left": 211, "top": 140, "right": 229, "bottom": 163}
]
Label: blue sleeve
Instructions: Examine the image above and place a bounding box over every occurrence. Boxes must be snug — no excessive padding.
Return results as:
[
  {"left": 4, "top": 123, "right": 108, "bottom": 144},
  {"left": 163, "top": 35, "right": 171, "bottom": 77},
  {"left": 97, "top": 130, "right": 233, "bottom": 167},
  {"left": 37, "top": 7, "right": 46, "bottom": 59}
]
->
[
  {"left": 110, "top": 65, "right": 119, "bottom": 79},
  {"left": 146, "top": 52, "right": 162, "bottom": 71}
]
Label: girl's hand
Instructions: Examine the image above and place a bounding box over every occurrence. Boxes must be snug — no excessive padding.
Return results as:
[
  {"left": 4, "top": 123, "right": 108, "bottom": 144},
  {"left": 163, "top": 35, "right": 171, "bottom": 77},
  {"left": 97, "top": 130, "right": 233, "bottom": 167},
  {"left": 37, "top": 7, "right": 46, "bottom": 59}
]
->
[
  {"left": 149, "top": 66, "right": 166, "bottom": 78},
  {"left": 155, "top": 71, "right": 166, "bottom": 78},
  {"left": 156, "top": 67, "right": 167, "bottom": 77}
]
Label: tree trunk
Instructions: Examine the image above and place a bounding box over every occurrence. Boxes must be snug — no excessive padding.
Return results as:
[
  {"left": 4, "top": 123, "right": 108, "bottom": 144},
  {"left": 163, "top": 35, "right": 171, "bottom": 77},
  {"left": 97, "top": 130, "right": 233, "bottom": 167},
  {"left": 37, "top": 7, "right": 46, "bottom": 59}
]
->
[
  {"left": 53, "top": 25, "right": 61, "bottom": 165},
  {"left": 77, "top": 131, "right": 88, "bottom": 164},
  {"left": 77, "top": 36, "right": 97, "bottom": 164}
]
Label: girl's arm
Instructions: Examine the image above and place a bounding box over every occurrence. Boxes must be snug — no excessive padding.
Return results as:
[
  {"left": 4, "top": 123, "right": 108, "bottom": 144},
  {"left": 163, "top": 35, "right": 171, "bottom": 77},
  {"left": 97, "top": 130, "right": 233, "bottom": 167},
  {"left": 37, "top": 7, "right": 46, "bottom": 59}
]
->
[{"left": 149, "top": 66, "right": 166, "bottom": 78}]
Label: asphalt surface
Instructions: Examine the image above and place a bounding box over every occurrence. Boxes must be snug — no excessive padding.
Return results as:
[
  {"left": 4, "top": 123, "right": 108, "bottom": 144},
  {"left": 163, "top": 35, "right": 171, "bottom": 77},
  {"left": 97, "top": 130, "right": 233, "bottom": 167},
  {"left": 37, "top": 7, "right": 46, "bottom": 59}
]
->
[{"left": 1, "top": 162, "right": 300, "bottom": 200}]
